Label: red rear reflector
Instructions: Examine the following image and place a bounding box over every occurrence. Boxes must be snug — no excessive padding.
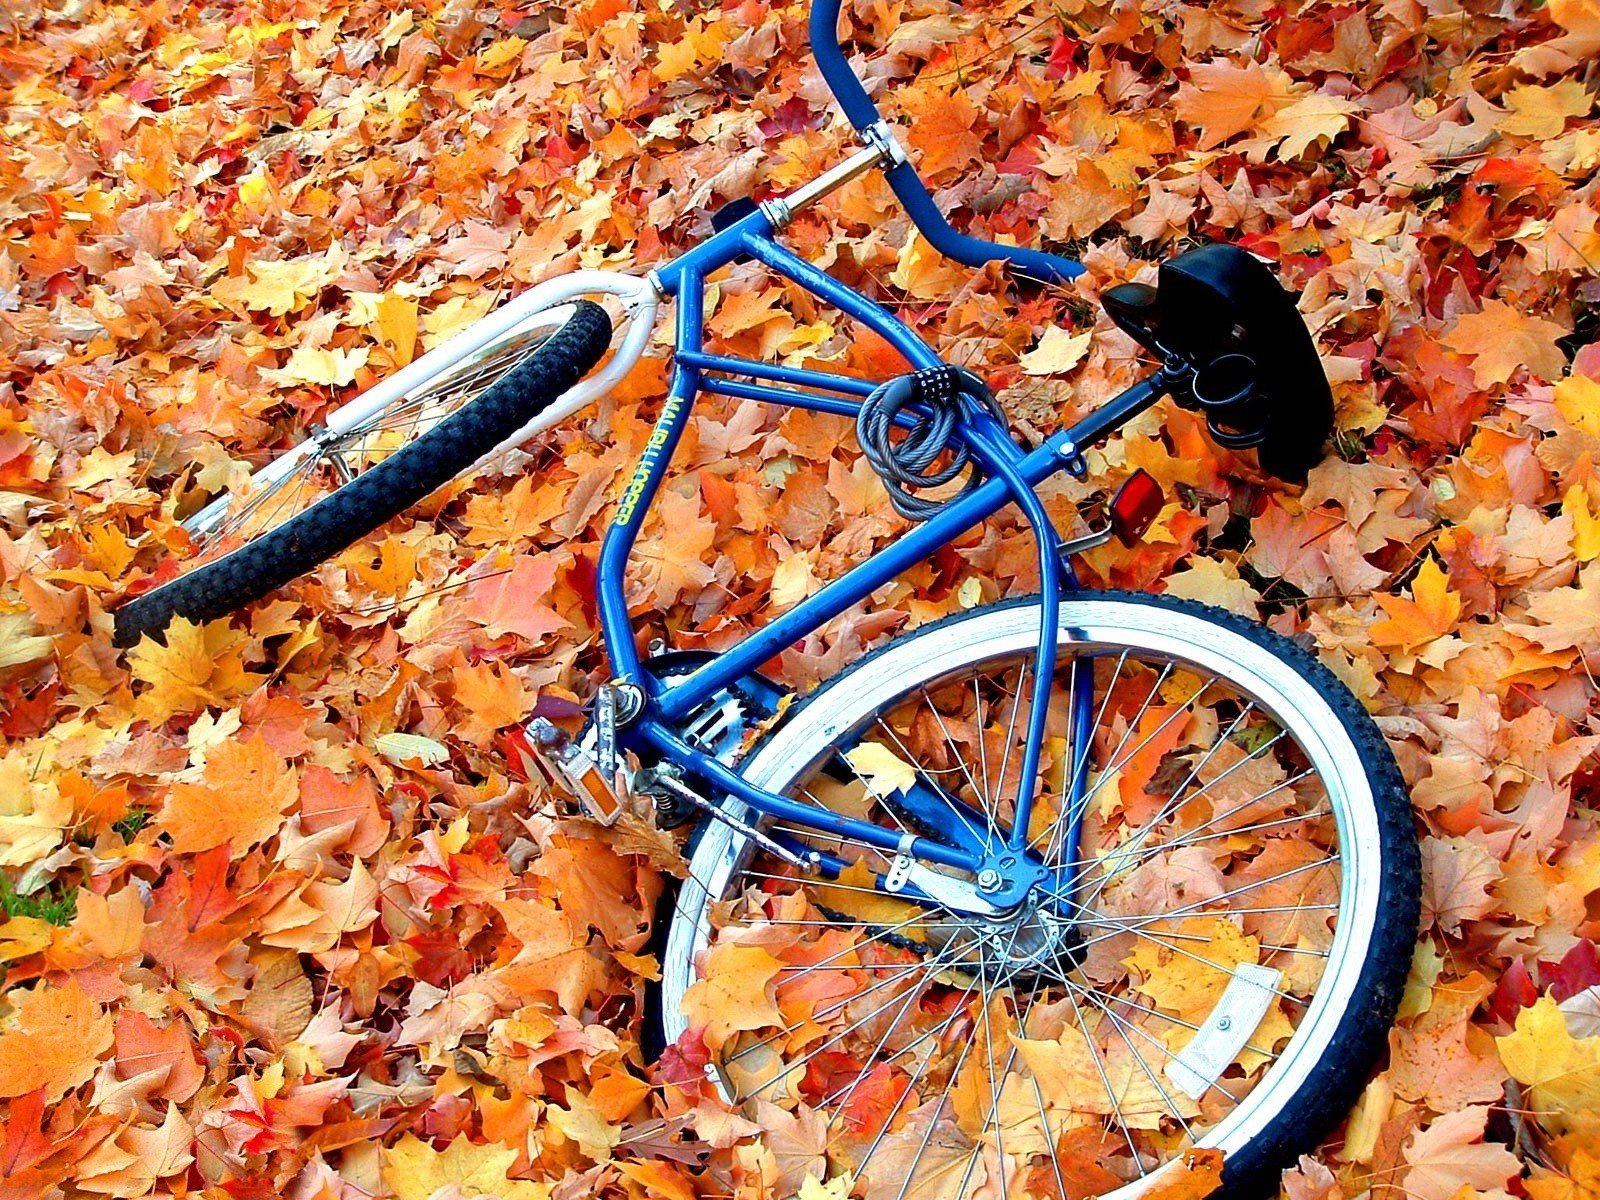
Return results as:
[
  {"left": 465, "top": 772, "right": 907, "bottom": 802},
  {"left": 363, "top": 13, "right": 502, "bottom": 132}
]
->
[{"left": 1109, "top": 470, "right": 1163, "bottom": 547}]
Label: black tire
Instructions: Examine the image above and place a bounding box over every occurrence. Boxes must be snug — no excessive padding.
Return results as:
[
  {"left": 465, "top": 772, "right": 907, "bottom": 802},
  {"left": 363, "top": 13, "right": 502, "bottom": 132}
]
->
[
  {"left": 113, "top": 300, "right": 613, "bottom": 649},
  {"left": 651, "top": 590, "right": 1421, "bottom": 1199}
]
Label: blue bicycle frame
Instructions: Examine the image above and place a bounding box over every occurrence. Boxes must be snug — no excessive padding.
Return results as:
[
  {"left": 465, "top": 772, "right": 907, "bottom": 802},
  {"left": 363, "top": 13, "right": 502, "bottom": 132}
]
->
[
  {"left": 583, "top": 0, "right": 1175, "bottom": 907},
  {"left": 589, "top": 195, "right": 1172, "bottom": 905}
]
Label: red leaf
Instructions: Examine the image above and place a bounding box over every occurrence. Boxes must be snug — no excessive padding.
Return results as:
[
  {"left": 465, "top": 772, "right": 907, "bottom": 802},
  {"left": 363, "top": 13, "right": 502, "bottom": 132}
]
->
[
  {"left": 1540, "top": 940, "right": 1600, "bottom": 1002},
  {"left": 1488, "top": 958, "right": 1539, "bottom": 1025}
]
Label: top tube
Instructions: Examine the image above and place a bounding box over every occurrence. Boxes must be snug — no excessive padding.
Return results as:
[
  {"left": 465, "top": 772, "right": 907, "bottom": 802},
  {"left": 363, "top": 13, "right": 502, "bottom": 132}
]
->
[{"left": 807, "top": 0, "right": 1085, "bottom": 285}]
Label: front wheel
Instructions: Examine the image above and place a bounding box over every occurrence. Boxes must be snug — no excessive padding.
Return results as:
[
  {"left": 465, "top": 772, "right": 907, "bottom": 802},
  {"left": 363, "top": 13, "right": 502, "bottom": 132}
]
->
[
  {"left": 112, "top": 300, "right": 613, "bottom": 648},
  {"left": 657, "top": 592, "right": 1419, "bottom": 1199}
]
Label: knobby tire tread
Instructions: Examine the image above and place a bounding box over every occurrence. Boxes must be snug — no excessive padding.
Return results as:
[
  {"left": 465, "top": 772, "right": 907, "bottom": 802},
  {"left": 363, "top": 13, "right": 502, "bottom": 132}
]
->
[{"left": 113, "top": 301, "right": 613, "bottom": 648}]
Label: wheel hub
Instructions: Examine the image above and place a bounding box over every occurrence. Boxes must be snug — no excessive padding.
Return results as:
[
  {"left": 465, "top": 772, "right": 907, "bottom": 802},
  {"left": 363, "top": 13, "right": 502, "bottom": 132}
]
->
[{"left": 944, "top": 889, "right": 1086, "bottom": 984}]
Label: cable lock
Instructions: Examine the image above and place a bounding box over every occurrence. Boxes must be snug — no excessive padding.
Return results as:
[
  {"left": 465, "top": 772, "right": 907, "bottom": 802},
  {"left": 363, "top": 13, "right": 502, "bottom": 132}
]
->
[{"left": 856, "top": 365, "right": 1007, "bottom": 522}]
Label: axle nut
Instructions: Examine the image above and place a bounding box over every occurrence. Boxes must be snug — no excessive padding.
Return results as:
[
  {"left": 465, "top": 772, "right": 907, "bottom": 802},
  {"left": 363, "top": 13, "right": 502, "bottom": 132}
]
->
[{"left": 977, "top": 868, "right": 1003, "bottom": 893}]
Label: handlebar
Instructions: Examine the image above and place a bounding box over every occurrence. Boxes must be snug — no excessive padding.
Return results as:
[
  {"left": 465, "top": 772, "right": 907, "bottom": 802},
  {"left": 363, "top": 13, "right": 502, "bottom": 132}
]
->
[{"left": 808, "top": 0, "right": 1084, "bottom": 285}]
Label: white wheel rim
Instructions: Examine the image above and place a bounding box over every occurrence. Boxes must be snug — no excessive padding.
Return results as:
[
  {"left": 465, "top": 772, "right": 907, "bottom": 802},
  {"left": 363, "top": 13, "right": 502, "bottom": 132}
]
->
[{"left": 661, "top": 599, "right": 1382, "bottom": 1198}]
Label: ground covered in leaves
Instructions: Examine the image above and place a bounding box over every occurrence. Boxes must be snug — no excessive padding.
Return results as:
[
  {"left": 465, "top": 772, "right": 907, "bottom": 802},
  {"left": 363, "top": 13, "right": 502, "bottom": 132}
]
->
[{"left": 1, "top": 0, "right": 1599, "bottom": 1196}]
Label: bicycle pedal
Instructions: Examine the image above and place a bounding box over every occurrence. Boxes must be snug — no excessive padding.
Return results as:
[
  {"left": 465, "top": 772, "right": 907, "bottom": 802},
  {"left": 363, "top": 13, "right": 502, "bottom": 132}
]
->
[{"left": 503, "top": 718, "right": 627, "bottom": 826}]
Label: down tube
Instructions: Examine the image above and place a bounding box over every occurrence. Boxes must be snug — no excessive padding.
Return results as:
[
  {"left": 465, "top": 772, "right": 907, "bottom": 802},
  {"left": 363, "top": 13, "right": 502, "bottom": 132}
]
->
[{"left": 596, "top": 270, "right": 705, "bottom": 686}]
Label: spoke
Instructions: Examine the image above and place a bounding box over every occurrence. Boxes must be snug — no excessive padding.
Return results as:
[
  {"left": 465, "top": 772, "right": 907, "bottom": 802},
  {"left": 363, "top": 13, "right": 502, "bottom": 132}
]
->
[
  {"left": 991, "top": 663, "right": 1030, "bottom": 837},
  {"left": 848, "top": 964, "right": 986, "bottom": 1177},
  {"left": 1050, "top": 979, "right": 1280, "bottom": 1061},
  {"left": 204, "top": 454, "right": 323, "bottom": 553},
  {"left": 1060, "top": 972, "right": 1144, "bottom": 1167},
  {"left": 1078, "top": 716, "right": 1290, "bottom": 912},
  {"left": 1146, "top": 767, "right": 1317, "bottom": 860},
  {"left": 1108, "top": 920, "right": 1311, "bottom": 1009},
  {"left": 1074, "top": 853, "right": 1339, "bottom": 927},
  {"left": 873, "top": 716, "right": 991, "bottom": 854},
  {"left": 920, "top": 684, "right": 997, "bottom": 848},
  {"left": 726, "top": 939, "right": 962, "bottom": 1071},
  {"left": 974, "top": 674, "right": 994, "bottom": 822},
  {"left": 1066, "top": 973, "right": 1233, "bottom": 1117}
]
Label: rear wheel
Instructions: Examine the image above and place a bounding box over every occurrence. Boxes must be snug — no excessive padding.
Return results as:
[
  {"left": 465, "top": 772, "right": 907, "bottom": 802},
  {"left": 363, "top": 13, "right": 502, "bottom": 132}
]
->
[
  {"left": 112, "top": 300, "right": 612, "bottom": 648},
  {"left": 657, "top": 592, "right": 1418, "bottom": 1199}
]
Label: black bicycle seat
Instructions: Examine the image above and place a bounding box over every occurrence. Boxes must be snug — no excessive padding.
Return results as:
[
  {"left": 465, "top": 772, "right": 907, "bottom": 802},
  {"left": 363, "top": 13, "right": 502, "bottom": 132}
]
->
[{"left": 1102, "top": 244, "right": 1333, "bottom": 481}]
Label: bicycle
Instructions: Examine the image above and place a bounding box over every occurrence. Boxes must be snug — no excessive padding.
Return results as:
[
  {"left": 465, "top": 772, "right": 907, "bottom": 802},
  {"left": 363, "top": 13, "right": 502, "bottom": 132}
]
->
[{"left": 111, "top": 3, "right": 1421, "bottom": 1197}]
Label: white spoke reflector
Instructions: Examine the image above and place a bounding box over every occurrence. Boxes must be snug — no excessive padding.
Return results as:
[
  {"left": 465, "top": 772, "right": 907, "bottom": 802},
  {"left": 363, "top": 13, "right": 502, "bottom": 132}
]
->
[{"left": 1165, "top": 963, "right": 1282, "bottom": 1100}]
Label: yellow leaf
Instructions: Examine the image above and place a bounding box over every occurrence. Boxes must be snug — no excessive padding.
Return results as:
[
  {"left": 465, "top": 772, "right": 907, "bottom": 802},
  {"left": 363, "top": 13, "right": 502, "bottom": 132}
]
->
[
  {"left": 372, "top": 291, "right": 418, "bottom": 366},
  {"left": 0, "top": 978, "right": 113, "bottom": 1102},
  {"left": 1497, "top": 995, "right": 1600, "bottom": 1127},
  {"left": 126, "top": 617, "right": 256, "bottom": 723},
  {"left": 1555, "top": 372, "right": 1600, "bottom": 436},
  {"left": 0, "top": 916, "right": 54, "bottom": 963},
  {"left": 266, "top": 344, "right": 369, "bottom": 387},
  {"left": 546, "top": 1089, "right": 622, "bottom": 1162},
  {"left": 1262, "top": 91, "right": 1360, "bottom": 159},
  {"left": 159, "top": 735, "right": 297, "bottom": 856},
  {"left": 1497, "top": 79, "right": 1593, "bottom": 140},
  {"left": 1126, "top": 915, "right": 1263, "bottom": 1026},
  {"left": 842, "top": 741, "right": 917, "bottom": 798},
  {"left": 1564, "top": 484, "right": 1600, "bottom": 562},
  {"left": 680, "top": 942, "right": 785, "bottom": 1051},
  {"left": 1019, "top": 326, "right": 1092, "bottom": 376},
  {"left": 798, "top": 1174, "right": 856, "bottom": 1200},
  {"left": 373, "top": 731, "right": 451, "bottom": 767},
  {"left": 212, "top": 245, "right": 347, "bottom": 316},
  {"left": 771, "top": 552, "right": 819, "bottom": 610},
  {"left": 0, "top": 610, "right": 52, "bottom": 670},
  {"left": 0, "top": 770, "right": 73, "bottom": 868},
  {"left": 381, "top": 1133, "right": 549, "bottom": 1200}
]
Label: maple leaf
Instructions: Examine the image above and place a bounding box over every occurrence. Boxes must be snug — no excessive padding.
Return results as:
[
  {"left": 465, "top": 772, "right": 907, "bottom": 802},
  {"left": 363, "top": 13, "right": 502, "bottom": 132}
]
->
[
  {"left": 380, "top": 1133, "right": 549, "bottom": 1200},
  {"left": 1175, "top": 58, "right": 1300, "bottom": 150},
  {"left": 125, "top": 616, "right": 257, "bottom": 723},
  {"left": 465, "top": 553, "right": 568, "bottom": 643},
  {"left": 546, "top": 1090, "right": 622, "bottom": 1161},
  {"left": 158, "top": 734, "right": 297, "bottom": 855},
  {"left": 1526, "top": 1145, "right": 1600, "bottom": 1200},
  {"left": 1497, "top": 79, "right": 1594, "bottom": 140},
  {"left": 0, "top": 777, "right": 73, "bottom": 869},
  {"left": 263, "top": 344, "right": 370, "bottom": 388},
  {"left": 1498, "top": 995, "right": 1600, "bottom": 1126},
  {"left": 0, "top": 979, "right": 113, "bottom": 1103},
  {"left": 1419, "top": 833, "right": 1501, "bottom": 934},
  {"left": 1507, "top": 562, "right": 1600, "bottom": 653},
  {"left": 0, "top": 611, "right": 51, "bottom": 671},
  {"left": 1019, "top": 326, "right": 1092, "bottom": 376},
  {"left": 1401, "top": 1106, "right": 1520, "bottom": 1200},
  {"left": 1441, "top": 299, "right": 1571, "bottom": 388},
  {"left": 1370, "top": 559, "right": 1461, "bottom": 653},
  {"left": 843, "top": 741, "right": 917, "bottom": 798},
  {"left": 211, "top": 244, "right": 347, "bottom": 315},
  {"left": 680, "top": 942, "right": 785, "bottom": 1051}
]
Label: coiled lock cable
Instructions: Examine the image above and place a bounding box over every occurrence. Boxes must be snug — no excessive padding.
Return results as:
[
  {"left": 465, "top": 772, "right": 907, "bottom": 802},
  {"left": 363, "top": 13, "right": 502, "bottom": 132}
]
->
[{"left": 856, "top": 365, "right": 1008, "bottom": 521}]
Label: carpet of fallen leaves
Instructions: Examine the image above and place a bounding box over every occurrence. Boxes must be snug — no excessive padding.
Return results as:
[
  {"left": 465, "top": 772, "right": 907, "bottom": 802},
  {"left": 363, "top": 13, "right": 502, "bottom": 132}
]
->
[{"left": 1, "top": 0, "right": 1599, "bottom": 1196}]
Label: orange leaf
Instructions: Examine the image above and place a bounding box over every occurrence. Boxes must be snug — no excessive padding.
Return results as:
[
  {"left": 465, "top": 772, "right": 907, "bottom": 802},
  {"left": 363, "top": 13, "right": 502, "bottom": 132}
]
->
[
  {"left": 1371, "top": 559, "right": 1461, "bottom": 652},
  {"left": 0, "top": 979, "right": 113, "bottom": 1102},
  {"left": 158, "top": 735, "right": 297, "bottom": 855}
]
